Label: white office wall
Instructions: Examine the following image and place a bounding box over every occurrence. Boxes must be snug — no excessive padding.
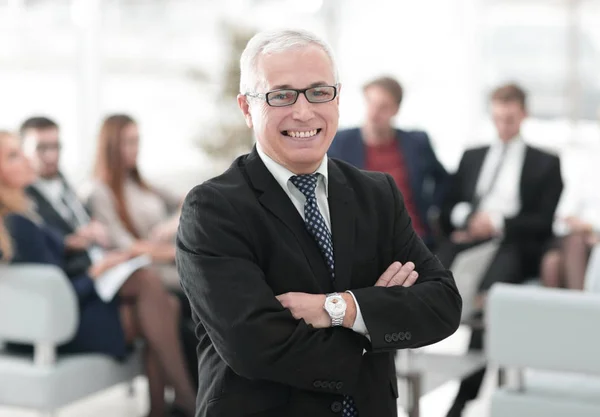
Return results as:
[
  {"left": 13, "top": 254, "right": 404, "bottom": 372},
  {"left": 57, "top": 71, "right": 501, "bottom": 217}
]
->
[{"left": 0, "top": 0, "right": 598, "bottom": 192}]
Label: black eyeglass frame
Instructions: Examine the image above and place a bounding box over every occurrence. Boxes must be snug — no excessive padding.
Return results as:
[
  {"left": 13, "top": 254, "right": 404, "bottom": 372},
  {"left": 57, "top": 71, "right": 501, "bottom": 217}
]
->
[{"left": 245, "top": 85, "right": 338, "bottom": 107}]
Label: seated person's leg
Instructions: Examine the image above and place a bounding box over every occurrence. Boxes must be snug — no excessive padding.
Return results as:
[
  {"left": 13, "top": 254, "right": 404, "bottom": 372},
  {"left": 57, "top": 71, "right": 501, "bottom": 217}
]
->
[
  {"left": 447, "top": 243, "right": 522, "bottom": 417},
  {"left": 562, "top": 231, "right": 590, "bottom": 290},
  {"left": 540, "top": 245, "right": 563, "bottom": 288}
]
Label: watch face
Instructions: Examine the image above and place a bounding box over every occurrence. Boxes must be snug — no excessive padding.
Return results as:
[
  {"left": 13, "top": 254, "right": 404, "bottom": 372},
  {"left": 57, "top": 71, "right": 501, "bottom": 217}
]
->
[{"left": 326, "top": 296, "right": 346, "bottom": 317}]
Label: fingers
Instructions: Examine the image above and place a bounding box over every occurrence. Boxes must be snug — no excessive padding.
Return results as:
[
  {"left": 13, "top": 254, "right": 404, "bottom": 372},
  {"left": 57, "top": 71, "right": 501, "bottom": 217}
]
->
[
  {"left": 375, "top": 262, "right": 402, "bottom": 287},
  {"left": 388, "top": 262, "right": 416, "bottom": 287},
  {"left": 402, "top": 271, "right": 419, "bottom": 287}
]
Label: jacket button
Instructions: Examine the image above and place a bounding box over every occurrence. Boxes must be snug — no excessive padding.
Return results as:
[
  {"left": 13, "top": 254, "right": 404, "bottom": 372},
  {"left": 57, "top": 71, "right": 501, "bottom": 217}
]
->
[
  {"left": 391, "top": 332, "right": 399, "bottom": 342},
  {"left": 405, "top": 331, "right": 412, "bottom": 340},
  {"left": 384, "top": 334, "right": 392, "bottom": 343},
  {"left": 328, "top": 381, "right": 336, "bottom": 390},
  {"left": 336, "top": 381, "right": 343, "bottom": 390},
  {"left": 331, "top": 401, "right": 343, "bottom": 413},
  {"left": 398, "top": 332, "right": 406, "bottom": 341},
  {"left": 313, "top": 380, "right": 322, "bottom": 388}
]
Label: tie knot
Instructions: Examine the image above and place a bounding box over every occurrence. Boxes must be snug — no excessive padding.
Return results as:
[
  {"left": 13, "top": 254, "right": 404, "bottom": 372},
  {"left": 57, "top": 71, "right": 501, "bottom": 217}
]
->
[{"left": 290, "top": 174, "right": 319, "bottom": 198}]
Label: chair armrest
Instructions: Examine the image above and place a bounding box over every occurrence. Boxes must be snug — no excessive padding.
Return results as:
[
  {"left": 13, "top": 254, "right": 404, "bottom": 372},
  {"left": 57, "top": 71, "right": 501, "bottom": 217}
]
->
[{"left": 0, "top": 264, "right": 79, "bottom": 345}]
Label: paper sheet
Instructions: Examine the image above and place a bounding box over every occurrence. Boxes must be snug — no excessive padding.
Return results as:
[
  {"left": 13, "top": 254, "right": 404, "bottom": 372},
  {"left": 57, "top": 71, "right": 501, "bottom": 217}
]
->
[{"left": 94, "top": 255, "right": 152, "bottom": 302}]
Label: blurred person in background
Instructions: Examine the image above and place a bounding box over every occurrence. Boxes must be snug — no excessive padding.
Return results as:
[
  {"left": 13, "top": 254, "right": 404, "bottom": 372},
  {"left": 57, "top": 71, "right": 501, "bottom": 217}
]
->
[
  {"left": 83, "top": 114, "right": 198, "bottom": 388},
  {"left": 329, "top": 76, "right": 449, "bottom": 249},
  {"left": 540, "top": 122, "right": 600, "bottom": 289},
  {"left": 438, "top": 83, "right": 563, "bottom": 417},
  {"left": 21, "top": 117, "right": 113, "bottom": 279},
  {"left": 0, "top": 130, "right": 196, "bottom": 417},
  {"left": 84, "top": 114, "right": 183, "bottom": 287}
]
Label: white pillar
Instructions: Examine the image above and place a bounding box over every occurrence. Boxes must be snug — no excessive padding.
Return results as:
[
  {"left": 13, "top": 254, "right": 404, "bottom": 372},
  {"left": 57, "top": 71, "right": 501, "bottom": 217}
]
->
[
  {"left": 566, "top": 0, "right": 581, "bottom": 138},
  {"left": 462, "top": 0, "right": 486, "bottom": 149},
  {"left": 72, "top": 0, "right": 102, "bottom": 183}
]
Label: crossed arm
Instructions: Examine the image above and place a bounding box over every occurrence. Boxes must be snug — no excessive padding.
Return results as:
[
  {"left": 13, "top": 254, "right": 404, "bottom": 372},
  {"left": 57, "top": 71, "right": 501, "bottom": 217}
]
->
[{"left": 177, "top": 177, "right": 461, "bottom": 394}]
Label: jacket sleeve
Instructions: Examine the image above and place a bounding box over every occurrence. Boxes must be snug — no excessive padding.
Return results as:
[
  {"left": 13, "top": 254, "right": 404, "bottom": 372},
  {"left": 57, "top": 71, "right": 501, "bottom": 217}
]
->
[
  {"left": 176, "top": 184, "right": 368, "bottom": 396},
  {"left": 421, "top": 132, "right": 450, "bottom": 208},
  {"left": 439, "top": 151, "right": 471, "bottom": 236},
  {"left": 6, "top": 215, "right": 96, "bottom": 302},
  {"left": 350, "top": 174, "right": 462, "bottom": 352},
  {"left": 504, "top": 155, "right": 563, "bottom": 240}
]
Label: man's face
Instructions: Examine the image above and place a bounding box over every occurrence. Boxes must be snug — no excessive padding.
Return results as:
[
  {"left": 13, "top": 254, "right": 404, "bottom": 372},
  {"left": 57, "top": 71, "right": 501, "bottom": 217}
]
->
[
  {"left": 364, "top": 86, "right": 399, "bottom": 134},
  {"left": 22, "top": 127, "right": 61, "bottom": 179},
  {"left": 237, "top": 45, "right": 340, "bottom": 174},
  {"left": 491, "top": 100, "right": 527, "bottom": 142}
]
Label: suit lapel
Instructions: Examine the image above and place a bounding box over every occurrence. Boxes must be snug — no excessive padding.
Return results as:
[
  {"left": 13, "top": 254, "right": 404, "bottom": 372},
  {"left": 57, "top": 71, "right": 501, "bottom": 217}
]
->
[
  {"left": 519, "top": 146, "right": 534, "bottom": 200},
  {"left": 243, "top": 148, "right": 333, "bottom": 291},
  {"left": 26, "top": 186, "right": 74, "bottom": 234},
  {"left": 327, "top": 161, "right": 356, "bottom": 292},
  {"left": 466, "top": 147, "right": 489, "bottom": 202}
]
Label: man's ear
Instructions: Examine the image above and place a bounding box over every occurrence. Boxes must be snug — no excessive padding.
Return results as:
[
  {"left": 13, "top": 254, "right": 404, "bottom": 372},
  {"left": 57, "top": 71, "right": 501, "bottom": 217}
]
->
[
  {"left": 335, "top": 83, "right": 342, "bottom": 105},
  {"left": 237, "top": 94, "right": 253, "bottom": 128}
]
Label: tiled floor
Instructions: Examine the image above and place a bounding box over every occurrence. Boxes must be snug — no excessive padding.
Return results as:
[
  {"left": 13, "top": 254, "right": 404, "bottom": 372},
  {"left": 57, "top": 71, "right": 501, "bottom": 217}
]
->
[{"left": 0, "top": 326, "right": 494, "bottom": 417}]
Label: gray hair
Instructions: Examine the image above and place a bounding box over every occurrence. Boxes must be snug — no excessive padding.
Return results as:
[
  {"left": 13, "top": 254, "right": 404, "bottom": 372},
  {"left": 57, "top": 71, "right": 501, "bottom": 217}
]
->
[{"left": 239, "top": 29, "right": 339, "bottom": 94}]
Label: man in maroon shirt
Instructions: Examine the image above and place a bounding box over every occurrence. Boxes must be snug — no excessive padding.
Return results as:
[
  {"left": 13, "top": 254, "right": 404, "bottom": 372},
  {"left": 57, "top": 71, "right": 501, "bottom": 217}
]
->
[{"left": 329, "top": 76, "right": 449, "bottom": 249}]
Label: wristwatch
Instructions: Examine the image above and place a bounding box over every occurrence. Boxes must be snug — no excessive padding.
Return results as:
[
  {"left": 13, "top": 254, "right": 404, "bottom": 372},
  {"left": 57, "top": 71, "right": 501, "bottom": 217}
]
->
[{"left": 324, "top": 293, "right": 347, "bottom": 327}]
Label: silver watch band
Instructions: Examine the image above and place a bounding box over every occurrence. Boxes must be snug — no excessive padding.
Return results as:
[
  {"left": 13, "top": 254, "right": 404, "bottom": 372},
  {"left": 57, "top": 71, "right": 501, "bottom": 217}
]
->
[{"left": 331, "top": 316, "right": 344, "bottom": 326}]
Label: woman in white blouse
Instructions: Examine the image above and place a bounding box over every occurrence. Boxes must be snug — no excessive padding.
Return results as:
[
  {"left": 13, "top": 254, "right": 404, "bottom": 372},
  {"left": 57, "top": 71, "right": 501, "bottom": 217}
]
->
[{"left": 540, "top": 146, "right": 600, "bottom": 290}]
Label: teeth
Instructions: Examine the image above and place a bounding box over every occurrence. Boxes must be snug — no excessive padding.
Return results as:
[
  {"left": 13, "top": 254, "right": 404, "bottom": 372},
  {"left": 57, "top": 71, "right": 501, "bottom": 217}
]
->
[{"left": 287, "top": 129, "right": 318, "bottom": 138}]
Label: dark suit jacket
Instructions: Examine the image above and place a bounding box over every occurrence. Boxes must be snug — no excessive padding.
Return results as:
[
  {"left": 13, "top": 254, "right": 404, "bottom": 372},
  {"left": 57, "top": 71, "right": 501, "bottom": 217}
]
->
[
  {"left": 439, "top": 144, "right": 563, "bottom": 264},
  {"left": 329, "top": 128, "right": 449, "bottom": 244},
  {"left": 26, "top": 176, "right": 93, "bottom": 277},
  {"left": 176, "top": 148, "right": 462, "bottom": 417}
]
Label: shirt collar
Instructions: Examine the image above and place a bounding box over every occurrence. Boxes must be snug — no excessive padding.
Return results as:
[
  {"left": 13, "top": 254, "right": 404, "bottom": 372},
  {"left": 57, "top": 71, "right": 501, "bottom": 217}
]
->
[
  {"left": 256, "top": 142, "right": 329, "bottom": 197},
  {"left": 495, "top": 134, "right": 523, "bottom": 150}
]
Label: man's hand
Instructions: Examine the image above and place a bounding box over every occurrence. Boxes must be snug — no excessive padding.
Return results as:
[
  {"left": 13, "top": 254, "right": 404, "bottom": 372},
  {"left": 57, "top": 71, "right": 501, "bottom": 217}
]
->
[
  {"left": 65, "top": 234, "right": 91, "bottom": 251},
  {"left": 564, "top": 216, "right": 593, "bottom": 234},
  {"left": 276, "top": 293, "right": 330, "bottom": 328},
  {"left": 451, "top": 230, "right": 473, "bottom": 244},
  {"left": 77, "top": 221, "right": 110, "bottom": 248},
  {"left": 468, "top": 212, "right": 496, "bottom": 240},
  {"left": 375, "top": 261, "right": 419, "bottom": 288}
]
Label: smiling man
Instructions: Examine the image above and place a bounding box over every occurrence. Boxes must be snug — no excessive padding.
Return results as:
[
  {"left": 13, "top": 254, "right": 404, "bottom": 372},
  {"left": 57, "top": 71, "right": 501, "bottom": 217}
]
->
[{"left": 176, "top": 29, "right": 461, "bottom": 417}]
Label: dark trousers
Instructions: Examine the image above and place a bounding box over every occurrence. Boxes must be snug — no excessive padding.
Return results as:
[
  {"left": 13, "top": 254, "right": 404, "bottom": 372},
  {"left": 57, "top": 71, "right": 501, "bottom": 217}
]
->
[
  {"left": 436, "top": 238, "right": 523, "bottom": 404},
  {"left": 171, "top": 289, "right": 199, "bottom": 389}
]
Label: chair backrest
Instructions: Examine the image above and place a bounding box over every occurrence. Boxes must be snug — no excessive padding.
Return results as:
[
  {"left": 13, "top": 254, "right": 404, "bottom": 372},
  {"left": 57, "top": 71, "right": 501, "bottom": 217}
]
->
[
  {"left": 0, "top": 264, "right": 78, "bottom": 345},
  {"left": 487, "top": 283, "right": 600, "bottom": 376}
]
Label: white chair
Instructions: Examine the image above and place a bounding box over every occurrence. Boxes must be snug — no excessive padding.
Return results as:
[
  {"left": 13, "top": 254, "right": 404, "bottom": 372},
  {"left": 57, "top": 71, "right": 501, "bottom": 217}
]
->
[
  {"left": 0, "top": 264, "right": 143, "bottom": 416},
  {"left": 487, "top": 283, "right": 600, "bottom": 417}
]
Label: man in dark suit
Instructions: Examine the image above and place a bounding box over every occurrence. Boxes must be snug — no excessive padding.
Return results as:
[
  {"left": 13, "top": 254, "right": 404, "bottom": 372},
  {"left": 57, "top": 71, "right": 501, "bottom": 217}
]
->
[
  {"left": 438, "top": 84, "right": 563, "bottom": 416},
  {"left": 176, "top": 29, "right": 462, "bottom": 417},
  {"left": 328, "top": 76, "right": 449, "bottom": 249},
  {"left": 20, "top": 117, "right": 111, "bottom": 276}
]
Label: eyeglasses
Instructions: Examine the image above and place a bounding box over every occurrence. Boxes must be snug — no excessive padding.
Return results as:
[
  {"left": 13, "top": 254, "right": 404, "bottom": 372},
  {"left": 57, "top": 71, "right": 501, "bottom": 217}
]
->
[
  {"left": 36, "top": 143, "right": 61, "bottom": 153},
  {"left": 245, "top": 85, "right": 338, "bottom": 107}
]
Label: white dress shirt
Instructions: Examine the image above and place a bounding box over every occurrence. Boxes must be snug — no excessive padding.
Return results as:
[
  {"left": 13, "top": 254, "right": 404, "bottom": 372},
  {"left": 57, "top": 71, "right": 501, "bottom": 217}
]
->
[
  {"left": 256, "top": 144, "right": 369, "bottom": 338},
  {"left": 451, "top": 136, "right": 526, "bottom": 232},
  {"left": 554, "top": 146, "right": 600, "bottom": 235}
]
